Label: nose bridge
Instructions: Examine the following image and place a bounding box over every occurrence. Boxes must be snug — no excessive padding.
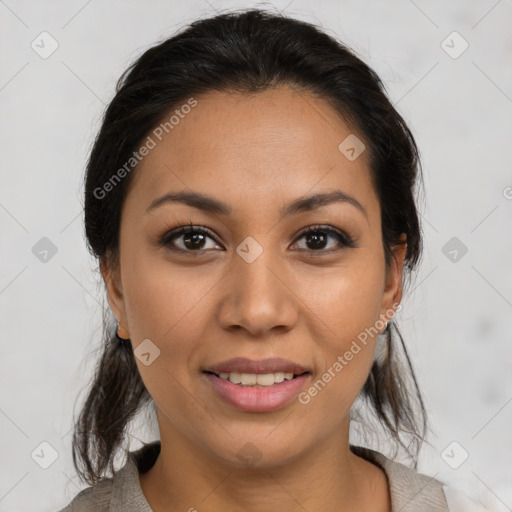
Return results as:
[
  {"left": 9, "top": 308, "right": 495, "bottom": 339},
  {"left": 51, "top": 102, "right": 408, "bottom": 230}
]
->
[
  {"left": 237, "top": 246, "right": 276, "bottom": 297},
  {"left": 221, "top": 239, "right": 296, "bottom": 334}
]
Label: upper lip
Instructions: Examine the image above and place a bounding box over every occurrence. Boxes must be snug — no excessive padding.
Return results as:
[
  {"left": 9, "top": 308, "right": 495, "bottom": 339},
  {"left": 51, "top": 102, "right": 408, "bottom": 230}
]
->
[{"left": 204, "top": 357, "right": 310, "bottom": 375}]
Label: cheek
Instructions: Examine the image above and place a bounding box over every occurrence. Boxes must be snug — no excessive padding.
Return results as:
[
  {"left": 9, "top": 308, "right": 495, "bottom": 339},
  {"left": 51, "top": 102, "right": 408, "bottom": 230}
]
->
[
  {"left": 122, "top": 250, "right": 216, "bottom": 343},
  {"left": 123, "top": 257, "right": 216, "bottom": 425},
  {"left": 300, "top": 255, "right": 385, "bottom": 344},
  {"left": 298, "top": 257, "right": 384, "bottom": 400}
]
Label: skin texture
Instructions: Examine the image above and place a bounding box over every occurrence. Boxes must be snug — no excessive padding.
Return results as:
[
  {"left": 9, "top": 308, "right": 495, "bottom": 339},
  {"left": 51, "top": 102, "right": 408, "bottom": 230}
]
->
[{"left": 102, "top": 85, "right": 406, "bottom": 511}]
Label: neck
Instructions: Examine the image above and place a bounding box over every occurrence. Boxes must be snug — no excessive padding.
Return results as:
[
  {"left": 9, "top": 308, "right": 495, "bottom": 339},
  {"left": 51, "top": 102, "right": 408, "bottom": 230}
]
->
[{"left": 139, "top": 414, "right": 390, "bottom": 512}]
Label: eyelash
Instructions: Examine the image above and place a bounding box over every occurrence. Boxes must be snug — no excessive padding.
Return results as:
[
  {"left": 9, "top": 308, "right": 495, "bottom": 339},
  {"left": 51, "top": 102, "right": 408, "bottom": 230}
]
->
[{"left": 158, "top": 222, "right": 355, "bottom": 255}]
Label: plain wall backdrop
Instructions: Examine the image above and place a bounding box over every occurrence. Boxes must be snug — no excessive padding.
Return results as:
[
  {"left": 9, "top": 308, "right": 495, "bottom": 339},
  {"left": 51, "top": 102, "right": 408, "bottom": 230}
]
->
[{"left": 1, "top": 0, "right": 511, "bottom": 510}]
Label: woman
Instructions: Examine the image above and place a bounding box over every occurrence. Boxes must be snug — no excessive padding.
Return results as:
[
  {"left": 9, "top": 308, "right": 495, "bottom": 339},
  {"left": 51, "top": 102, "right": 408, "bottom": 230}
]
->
[{"left": 59, "top": 7, "right": 478, "bottom": 511}]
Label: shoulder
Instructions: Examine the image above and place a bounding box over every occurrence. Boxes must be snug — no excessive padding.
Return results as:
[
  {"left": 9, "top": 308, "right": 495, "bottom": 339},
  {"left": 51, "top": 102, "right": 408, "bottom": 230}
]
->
[
  {"left": 351, "top": 445, "right": 450, "bottom": 511},
  {"left": 350, "top": 445, "right": 491, "bottom": 512},
  {"left": 56, "top": 476, "right": 115, "bottom": 511},
  {"left": 57, "top": 442, "right": 160, "bottom": 511}
]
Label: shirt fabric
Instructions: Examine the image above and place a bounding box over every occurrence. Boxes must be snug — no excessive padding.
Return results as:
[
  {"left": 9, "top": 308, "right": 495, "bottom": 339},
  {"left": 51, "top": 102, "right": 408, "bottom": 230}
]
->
[{"left": 57, "top": 441, "right": 474, "bottom": 511}]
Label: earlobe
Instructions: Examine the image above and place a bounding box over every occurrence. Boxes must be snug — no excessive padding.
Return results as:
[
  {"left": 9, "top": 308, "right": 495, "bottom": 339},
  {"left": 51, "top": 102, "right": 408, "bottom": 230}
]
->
[{"left": 382, "top": 235, "right": 407, "bottom": 320}]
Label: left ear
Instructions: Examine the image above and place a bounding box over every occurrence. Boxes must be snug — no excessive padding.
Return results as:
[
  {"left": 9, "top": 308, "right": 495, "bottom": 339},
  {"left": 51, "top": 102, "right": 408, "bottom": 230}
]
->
[{"left": 380, "top": 233, "right": 407, "bottom": 323}]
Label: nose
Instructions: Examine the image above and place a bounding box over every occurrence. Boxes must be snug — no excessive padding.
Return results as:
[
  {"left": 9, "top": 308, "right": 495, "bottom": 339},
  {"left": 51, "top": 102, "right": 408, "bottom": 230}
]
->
[{"left": 217, "top": 247, "right": 298, "bottom": 337}]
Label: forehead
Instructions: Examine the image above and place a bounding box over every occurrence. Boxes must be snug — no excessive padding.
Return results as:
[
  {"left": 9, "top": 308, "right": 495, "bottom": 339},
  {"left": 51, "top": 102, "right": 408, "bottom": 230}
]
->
[{"left": 124, "top": 86, "right": 378, "bottom": 221}]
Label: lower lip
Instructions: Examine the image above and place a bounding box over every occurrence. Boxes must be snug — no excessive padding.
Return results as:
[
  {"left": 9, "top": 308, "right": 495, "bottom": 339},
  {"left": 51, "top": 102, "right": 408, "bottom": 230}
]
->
[{"left": 204, "top": 372, "right": 310, "bottom": 412}]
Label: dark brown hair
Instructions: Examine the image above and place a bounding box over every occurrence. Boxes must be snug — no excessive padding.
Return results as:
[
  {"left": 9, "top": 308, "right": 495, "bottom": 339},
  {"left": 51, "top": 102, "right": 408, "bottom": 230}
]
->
[{"left": 74, "top": 7, "right": 429, "bottom": 486}]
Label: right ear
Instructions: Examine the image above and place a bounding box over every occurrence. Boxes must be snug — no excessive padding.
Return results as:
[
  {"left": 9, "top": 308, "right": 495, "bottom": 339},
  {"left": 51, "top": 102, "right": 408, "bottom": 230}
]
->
[{"left": 100, "top": 250, "right": 129, "bottom": 333}]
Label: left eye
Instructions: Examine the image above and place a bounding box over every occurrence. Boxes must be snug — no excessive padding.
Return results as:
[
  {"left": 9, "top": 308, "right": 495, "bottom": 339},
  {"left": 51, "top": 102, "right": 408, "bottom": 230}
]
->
[{"left": 291, "top": 225, "right": 354, "bottom": 252}]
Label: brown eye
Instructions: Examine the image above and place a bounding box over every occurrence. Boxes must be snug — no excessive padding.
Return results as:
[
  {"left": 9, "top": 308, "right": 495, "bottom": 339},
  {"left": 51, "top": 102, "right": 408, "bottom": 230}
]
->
[
  {"left": 291, "top": 225, "right": 354, "bottom": 252},
  {"left": 159, "top": 226, "right": 222, "bottom": 252}
]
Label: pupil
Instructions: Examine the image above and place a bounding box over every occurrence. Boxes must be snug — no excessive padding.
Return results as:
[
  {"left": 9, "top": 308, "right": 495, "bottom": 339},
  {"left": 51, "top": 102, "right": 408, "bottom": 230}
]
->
[
  {"left": 306, "top": 232, "right": 326, "bottom": 249},
  {"left": 184, "top": 233, "right": 205, "bottom": 250}
]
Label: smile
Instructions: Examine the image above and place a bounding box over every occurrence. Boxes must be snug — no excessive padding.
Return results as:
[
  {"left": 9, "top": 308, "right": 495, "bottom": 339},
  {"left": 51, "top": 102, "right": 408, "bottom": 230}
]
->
[{"left": 203, "top": 371, "right": 311, "bottom": 412}]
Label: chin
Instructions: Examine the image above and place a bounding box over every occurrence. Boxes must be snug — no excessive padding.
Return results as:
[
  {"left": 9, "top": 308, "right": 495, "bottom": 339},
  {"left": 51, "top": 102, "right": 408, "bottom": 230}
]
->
[{"left": 203, "top": 426, "right": 312, "bottom": 470}]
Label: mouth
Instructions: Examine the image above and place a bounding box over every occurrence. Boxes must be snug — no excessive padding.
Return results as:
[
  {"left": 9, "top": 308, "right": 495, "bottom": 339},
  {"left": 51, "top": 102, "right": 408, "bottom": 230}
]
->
[{"left": 201, "top": 358, "right": 312, "bottom": 412}]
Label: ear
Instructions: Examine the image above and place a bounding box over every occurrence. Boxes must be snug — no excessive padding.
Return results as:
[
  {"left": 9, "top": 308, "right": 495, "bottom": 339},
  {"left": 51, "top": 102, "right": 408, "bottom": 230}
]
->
[
  {"left": 380, "top": 234, "right": 407, "bottom": 324},
  {"left": 100, "top": 250, "right": 129, "bottom": 335}
]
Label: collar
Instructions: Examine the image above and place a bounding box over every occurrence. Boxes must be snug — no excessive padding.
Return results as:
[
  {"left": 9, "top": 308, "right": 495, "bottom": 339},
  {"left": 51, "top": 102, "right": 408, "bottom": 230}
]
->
[{"left": 110, "top": 441, "right": 449, "bottom": 511}]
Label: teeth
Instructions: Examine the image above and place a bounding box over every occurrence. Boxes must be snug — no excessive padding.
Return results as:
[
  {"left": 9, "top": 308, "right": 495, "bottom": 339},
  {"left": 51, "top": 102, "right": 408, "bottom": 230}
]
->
[
  {"left": 217, "top": 372, "right": 296, "bottom": 386},
  {"left": 241, "top": 373, "right": 257, "bottom": 385}
]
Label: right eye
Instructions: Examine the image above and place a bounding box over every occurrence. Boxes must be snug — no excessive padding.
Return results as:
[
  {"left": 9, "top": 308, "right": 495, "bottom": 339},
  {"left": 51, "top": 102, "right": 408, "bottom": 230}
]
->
[{"left": 158, "top": 225, "right": 223, "bottom": 253}]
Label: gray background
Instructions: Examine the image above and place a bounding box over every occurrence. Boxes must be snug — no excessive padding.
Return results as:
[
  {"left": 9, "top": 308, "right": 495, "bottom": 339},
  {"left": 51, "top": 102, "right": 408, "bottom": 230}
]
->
[{"left": 1, "top": 0, "right": 511, "bottom": 510}]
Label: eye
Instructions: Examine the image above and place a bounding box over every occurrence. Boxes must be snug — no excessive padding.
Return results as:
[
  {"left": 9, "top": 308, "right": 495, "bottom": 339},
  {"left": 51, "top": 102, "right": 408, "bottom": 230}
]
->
[
  {"left": 158, "top": 222, "right": 355, "bottom": 255},
  {"left": 159, "top": 223, "right": 222, "bottom": 253},
  {"left": 291, "top": 224, "right": 354, "bottom": 253}
]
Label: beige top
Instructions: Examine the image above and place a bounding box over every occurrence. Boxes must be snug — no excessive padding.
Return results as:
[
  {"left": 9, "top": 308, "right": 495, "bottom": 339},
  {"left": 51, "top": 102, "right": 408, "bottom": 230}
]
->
[{"left": 58, "top": 441, "right": 453, "bottom": 511}]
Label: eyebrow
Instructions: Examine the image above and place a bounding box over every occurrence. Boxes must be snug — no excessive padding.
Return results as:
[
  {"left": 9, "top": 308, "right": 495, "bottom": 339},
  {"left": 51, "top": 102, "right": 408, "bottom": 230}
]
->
[{"left": 145, "top": 189, "right": 368, "bottom": 219}]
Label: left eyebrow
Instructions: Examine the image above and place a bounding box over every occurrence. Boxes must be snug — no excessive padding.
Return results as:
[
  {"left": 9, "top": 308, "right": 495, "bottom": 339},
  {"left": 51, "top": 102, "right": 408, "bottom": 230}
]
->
[
  {"left": 145, "top": 189, "right": 368, "bottom": 220},
  {"left": 281, "top": 189, "right": 368, "bottom": 220}
]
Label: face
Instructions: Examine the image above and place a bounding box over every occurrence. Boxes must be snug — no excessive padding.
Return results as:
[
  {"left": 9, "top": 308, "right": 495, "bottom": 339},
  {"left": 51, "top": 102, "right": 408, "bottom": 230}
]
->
[{"left": 102, "top": 85, "right": 405, "bottom": 469}]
